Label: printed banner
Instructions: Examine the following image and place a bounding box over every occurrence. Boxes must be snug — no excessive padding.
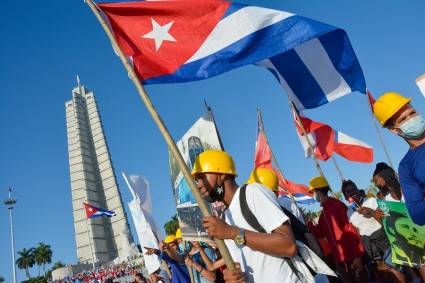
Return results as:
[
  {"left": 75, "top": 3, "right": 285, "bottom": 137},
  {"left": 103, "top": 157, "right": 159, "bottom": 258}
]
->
[
  {"left": 169, "top": 111, "right": 225, "bottom": 241},
  {"left": 378, "top": 200, "right": 425, "bottom": 267}
]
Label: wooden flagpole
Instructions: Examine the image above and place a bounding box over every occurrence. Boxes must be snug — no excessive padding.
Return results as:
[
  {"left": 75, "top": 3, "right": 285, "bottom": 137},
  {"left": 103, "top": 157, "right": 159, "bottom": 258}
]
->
[
  {"left": 289, "top": 98, "right": 338, "bottom": 195},
  {"left": 85, "top": 0, "right": 235, "bottom": 270},
  {"left": 366, "top": 93, "right": 394, "bottom": 168},
  {"left": 330, "top": 156, "right": 344, "bottom": 182}
]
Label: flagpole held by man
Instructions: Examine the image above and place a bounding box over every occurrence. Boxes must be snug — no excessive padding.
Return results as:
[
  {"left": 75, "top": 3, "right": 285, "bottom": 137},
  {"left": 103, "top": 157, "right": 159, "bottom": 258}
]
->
[{"left": 84, "top": 0, "right": 236, "bottom": 270}]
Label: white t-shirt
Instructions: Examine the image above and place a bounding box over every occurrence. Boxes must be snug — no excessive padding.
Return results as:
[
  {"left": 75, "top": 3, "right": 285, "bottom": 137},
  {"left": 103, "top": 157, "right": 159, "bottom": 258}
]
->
[
  {"left": 349, "top": 198, "right": 382, "bottom": 236},
  {"left": 224, "top": 183, "right": 301, "bottom": 283},
  {"left": 384, "top": 194, "right": 405, "bottom": 202}
]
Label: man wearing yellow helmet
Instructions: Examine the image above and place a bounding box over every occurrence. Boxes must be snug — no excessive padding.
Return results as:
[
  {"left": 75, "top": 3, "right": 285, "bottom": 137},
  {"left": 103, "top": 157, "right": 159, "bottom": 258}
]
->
[
  {"left": 145, "top": 234, "right": 189, "bottom": 283},
  {"left": 192, "top": 150, "right": 299, "bottom": 283},
  {"left": 309, "top": 176, "right": 367, "bottom": 283},
  {"left": 373, "top": 92, "right": 425, "bottom": 225}
]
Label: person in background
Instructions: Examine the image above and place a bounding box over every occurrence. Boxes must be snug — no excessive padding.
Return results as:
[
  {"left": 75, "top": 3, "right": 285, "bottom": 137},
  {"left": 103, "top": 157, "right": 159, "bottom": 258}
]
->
[
  {"left": 309, "top": 176, "right": 367, "bottom": 283},
  {"left": 373, "top": 92, "right": 425, "bottom": 225},
  {"left": 145, "top": 235, "right": 190, "bottom": 283},
  {"left": 133, "top": 273, "right": 147, "bottom": 283},
  {"left": 341, "top": 180, "right": 406, "bottom": 283}
]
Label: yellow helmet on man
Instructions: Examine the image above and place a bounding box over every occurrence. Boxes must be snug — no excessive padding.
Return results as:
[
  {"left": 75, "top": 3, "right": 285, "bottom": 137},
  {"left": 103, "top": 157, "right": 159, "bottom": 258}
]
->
[
  {"left": 164, "top": 235, "right": 176, "bottom": 244},
  {"left": 175, "top": 228, "right": 182, "bottom": 239},
  {"left": 247, "top": 167, "right": 279, "bottom": 192},
  {"left": 309, "top": 176, "right": 329, "bottom": 191},
  {"left": 191, "top": 150, "right": 237, "bottom": 177},
  {"left": 373, "top": 92, "right": 411, "bottom": 126}
]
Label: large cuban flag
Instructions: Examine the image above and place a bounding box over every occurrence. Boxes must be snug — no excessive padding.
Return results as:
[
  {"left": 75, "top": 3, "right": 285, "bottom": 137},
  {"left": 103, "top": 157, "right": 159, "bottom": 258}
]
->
[{"left": 98, "top": 0, "right": 366, "bottom": 109}]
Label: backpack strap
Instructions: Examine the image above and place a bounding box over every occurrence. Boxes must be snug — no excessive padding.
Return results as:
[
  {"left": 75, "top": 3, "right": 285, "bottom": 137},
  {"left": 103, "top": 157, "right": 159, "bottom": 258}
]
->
[
  {"left": 239, "top": 184, "right": 266, "bottom": 233},
  {"left": 238, "top": 184, "right": 302, "bottom": 280}
]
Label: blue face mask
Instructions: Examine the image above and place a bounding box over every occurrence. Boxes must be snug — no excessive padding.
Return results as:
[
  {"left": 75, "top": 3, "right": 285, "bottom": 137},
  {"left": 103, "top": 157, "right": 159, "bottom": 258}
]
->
[
  {"left": 178, "top": 242, "right": 185, "bottom": 253},
  {"left": 398, "top": 115, "right": 425, "bottom": 139}
]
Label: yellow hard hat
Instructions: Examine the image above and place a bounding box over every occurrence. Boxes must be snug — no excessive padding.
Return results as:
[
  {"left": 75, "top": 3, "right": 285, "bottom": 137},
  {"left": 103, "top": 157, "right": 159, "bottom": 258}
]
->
[
  {"left": 175, "top": 228, "right": 182, "bottom": 239},
  {"left": 164, "top": 235, "right": 176, "bottom": 244},
  {"left": 191, "top": 150, "right": 237, "bottom": 177},
  {"left": 309, "top": 176, "right": 329, "bottom": 191},
  {"left": 373, "top": 92, "right": 411, "bottom": 126},
  {"left": 248, "top": 167, "right": 278, "bottom": 192}
]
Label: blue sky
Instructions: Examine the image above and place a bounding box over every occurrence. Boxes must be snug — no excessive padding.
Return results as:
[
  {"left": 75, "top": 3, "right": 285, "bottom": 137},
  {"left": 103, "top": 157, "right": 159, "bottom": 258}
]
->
[{"left": 1, "top": 0, "right": 424, "bottom": 281}]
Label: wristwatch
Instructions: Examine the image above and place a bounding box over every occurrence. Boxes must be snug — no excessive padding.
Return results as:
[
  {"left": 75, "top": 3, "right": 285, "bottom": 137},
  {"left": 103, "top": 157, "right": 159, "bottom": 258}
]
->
[{"left": 234, "top": 229, "right": 246, "bottom": 248}]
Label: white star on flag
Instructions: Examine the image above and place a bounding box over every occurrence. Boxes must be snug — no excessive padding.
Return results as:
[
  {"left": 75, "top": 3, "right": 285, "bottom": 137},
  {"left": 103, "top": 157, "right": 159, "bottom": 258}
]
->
[{"left": 142, "top": 18, "right": 176, "bottom": 51}]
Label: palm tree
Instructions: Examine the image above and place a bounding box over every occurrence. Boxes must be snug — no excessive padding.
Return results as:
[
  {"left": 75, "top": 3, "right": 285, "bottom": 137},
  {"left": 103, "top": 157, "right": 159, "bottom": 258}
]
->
[
  {"left": 164, "top": 214, "right": 179, "bottom": 235},
  {"left": 16, "top": 248, "right": 35, "bottom": 279},
  {"left": 34, "top": 242, "right": 53, "bottom": 276}
]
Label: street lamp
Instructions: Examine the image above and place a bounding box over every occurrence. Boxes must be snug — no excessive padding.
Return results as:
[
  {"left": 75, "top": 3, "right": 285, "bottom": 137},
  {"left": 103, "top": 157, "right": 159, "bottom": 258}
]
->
[{"left": 4, "top": 187, "right": 17, "bottom": 283}]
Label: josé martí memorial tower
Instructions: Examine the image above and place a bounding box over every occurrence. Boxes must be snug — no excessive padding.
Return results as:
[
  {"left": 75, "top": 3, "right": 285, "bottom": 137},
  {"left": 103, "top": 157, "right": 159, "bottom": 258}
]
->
[{"left": 65, "top": 77, "right": 134, "bottom": 264}]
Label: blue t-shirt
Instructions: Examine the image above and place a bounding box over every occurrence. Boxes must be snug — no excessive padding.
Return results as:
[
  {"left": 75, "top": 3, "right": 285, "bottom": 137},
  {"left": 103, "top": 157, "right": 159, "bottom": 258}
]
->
[
  {"left": 398, "top": 142, "right": 425, "bottom": 225},
  {"left": 160, "top": 252, "right": 190, "bottom": 283}
]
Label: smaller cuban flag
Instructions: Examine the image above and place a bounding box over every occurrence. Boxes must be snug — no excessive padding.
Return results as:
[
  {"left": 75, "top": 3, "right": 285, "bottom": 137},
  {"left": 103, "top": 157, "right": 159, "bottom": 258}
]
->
[{"left": 84, "top": 203, "right": 116, "bottom": 219}]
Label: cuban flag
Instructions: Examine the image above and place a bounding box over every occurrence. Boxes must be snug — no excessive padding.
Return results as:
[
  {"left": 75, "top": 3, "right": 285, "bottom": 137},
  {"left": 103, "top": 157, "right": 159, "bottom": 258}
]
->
[
  {"left": 293, "top": 110, "right": 374, "bottom": 163},
  {"left": 84, "top": 203, "right": 116, "bottom": 218},
  {"left": 97, "top": 0, "right": 366, "bottom": 109}
]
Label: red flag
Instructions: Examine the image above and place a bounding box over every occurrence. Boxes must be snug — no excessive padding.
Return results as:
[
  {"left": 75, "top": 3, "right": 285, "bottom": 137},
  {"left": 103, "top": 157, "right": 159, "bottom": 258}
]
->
[
  {"left": 254, "top": 127, "right": 311, "bottom": 196},
  {"left": 293, "top": 110, "right": 373, "bottom": 163},
  {"left": 367, "top": 90, "right": 375, "bottom": 110},
  {"left": 98, "top": 1, "right": 230, "bottom": 81},
  {"left": 294, "top": 113, "right": 335, "bottom": 161}
]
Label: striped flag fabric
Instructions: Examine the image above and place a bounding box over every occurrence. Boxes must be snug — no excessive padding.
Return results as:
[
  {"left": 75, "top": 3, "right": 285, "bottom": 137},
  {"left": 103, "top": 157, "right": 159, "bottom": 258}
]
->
[
  {"left": 293, "top": 111, "right": 374, "bottom": 163},
  {"left": 254, "top": 112, "right": 313, "bottom": 202},
  {"left": 84, "top": 203, "right": 116, "bottom": 218},
  {"left": 98, "top": 0, "right": 366, "bottom": 109}
]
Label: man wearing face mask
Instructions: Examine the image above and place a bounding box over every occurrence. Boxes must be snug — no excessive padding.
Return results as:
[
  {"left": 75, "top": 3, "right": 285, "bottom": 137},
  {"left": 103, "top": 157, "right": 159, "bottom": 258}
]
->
[
  {"left": 373, "top": 92, "right": 425, "bottom": 225},
  {"left": 191, "top": 150, "right": 299, "bottom": 283},
  {"left": 309, "top": 176, "right": 367, "bottom": 283}
]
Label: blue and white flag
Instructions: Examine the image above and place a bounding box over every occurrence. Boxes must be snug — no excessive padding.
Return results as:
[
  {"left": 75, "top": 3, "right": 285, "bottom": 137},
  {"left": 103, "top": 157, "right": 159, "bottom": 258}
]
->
[{"left": 99, "top": 0, "right": 366, "bottom": 109}]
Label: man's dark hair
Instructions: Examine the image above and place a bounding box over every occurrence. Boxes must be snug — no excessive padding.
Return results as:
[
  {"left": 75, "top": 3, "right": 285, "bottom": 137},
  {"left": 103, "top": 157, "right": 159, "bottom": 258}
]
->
[
  {"left": 315, "top": 186, "right": 330, "bottom": 196},
  {"left": 341, "top": 180, "right": 358, "bottom": 198},
  {"left": 135, "top": 273, "right": 146, "bottom": 281},
  {"left": 373, "top": 162, "right": 393, "bottom": 177}
]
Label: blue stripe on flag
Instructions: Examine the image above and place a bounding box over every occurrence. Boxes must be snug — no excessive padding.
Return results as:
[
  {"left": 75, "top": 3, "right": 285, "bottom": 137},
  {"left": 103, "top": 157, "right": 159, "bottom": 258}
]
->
[
  {"left": 222, "top": 2, "right": 246, "bottom": 19},
  {"left": 268, "top": 50, "right": 328, "bottom": 108},
  {"left": 319, "top": 30, "right": 366, "bottom": 94}
]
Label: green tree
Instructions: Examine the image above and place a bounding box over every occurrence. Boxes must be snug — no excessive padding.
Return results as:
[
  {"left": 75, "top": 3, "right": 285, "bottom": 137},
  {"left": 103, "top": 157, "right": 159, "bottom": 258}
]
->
[
  {"left": 164, "top": 214, "right": 179, "bottom": 235},
  {"left": 0, "top": 276, "right": 5, "bottom": 283},
  {"left": 51, "top": 261, "right": 65, "bottom": 270},
  {"left": 16, "top": 248, "right": 35, "bottom": 279},
  {"left": 33, "top": 243, "right": 53, "bottom": 276}
]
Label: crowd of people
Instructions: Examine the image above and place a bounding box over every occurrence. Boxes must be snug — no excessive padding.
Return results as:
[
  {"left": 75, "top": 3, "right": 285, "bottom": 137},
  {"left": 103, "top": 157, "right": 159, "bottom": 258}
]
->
[
  {"left": 51, "top": 263, "right": 144, "bottom": 283},
  {"left": 54, "top": 92, "right": 424, "bottom": 283},
  {"left": 144, "top": 92, "right": 425, "bottom": 283}
]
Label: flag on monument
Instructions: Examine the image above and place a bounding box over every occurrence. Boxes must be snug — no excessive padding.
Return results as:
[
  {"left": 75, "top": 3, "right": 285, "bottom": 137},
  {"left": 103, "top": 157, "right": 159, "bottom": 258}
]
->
[
  {"left": 84, "top": 203, "right": 116, "bottom": 218},
  {"left": 254, "top": 112, "right": 313, "bottom": 204},
  {"left": 294, "top": 110, "right": 374, "bottom": 163},
  {"left": 122, "top": 172, "right": 162, "bottom": 275},
  {"left": 97, "top": 0, "right": 366, "bottom": 110}
]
